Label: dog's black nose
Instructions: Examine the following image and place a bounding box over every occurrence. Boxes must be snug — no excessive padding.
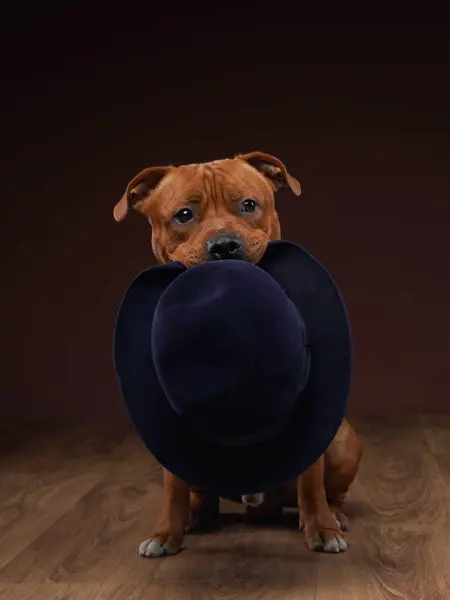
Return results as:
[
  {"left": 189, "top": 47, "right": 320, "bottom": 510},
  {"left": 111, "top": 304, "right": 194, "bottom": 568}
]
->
[{"left": 206, "top": 234, "right": 243, "bottom": 260}]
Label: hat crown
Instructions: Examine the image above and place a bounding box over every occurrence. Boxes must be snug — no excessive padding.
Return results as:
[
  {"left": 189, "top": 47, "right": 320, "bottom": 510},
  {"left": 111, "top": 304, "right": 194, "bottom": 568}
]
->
[{"left": 152, "top": 260, "right": 310, "bottom": 446}]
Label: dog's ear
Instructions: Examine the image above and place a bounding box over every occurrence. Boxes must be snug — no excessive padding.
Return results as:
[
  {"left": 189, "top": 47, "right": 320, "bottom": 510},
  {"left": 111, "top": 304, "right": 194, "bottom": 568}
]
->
[
  {"left": 237, "top": 151, "right": 301, "bottom": 196},
  {"left": 113, "top": 166, "right": 173, "bottom": 222}
]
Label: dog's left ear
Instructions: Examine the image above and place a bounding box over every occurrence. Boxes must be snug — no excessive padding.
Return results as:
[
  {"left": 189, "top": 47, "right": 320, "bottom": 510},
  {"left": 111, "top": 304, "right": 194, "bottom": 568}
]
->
[{"left": 237, "top": 151, "right": 301, "bottom": 196}]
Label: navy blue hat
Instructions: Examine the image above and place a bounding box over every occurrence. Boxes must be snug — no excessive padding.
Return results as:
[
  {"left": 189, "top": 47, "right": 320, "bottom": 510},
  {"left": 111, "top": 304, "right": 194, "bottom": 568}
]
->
[{"left": 113, "top": 240, "right": 352, "bottom": 496}]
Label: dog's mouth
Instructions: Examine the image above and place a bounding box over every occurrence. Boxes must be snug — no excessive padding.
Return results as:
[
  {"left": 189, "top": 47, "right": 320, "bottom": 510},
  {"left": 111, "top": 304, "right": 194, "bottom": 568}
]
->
[
  {"left": 206, "top": 250, "right": 247, "bottom": 262},
  {"left": 204, "top": 234, "right": 268, "bottom": 266},
  {"left": 179, "top": 236, "right": 268, "bottom": 268}
]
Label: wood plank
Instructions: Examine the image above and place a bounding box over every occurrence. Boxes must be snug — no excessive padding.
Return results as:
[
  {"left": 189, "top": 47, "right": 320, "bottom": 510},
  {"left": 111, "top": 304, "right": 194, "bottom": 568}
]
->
[
  {"left": 0, "top": 471, "right": 103, "bottom": 572},
  {"left": 349, "top": 416, "right": 448, "bottom": 528},
  {"left": 0, "top": 419, "right": 449, "bottom": 598},
  {"left": 316, "top": 525, "right": 450, "bottom": 599},
  {"left": 0, "top": 421, "right": 148, "bottom": 475},
  {"left": 0, "top": 470, "right": 317, "bottom": 597},
  {"left": 0, "top": 582, "right": 146, "bottom": 600},
  {"left": 0, "top": 472, "right": 163, "bottom": 585},
  {"left": 420, "top": 414, "right": 450, "bottom": 455},
  {"left": 153, "top": 525, "right": 318, "bottom": 599},
  {"left": 421, "top": 414, "right": 450, "bottom": 492},
  {"left": 0, "top": 582, "right": 266, "bottom": 600},
  {"left": 316, "top": 416, "right": 450, "bottom": 599}
]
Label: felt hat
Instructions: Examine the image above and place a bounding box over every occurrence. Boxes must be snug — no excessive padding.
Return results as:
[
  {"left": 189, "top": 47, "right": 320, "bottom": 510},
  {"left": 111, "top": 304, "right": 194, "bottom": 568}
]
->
[{"left": 113, "top": 240, "right": 352, "bottom": 496}]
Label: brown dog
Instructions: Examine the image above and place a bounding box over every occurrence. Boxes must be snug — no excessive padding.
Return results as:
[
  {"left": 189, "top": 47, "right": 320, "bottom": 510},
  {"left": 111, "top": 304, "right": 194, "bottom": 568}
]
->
[{"left": 113, "top": 151, "right": 363, "bottom": 557}]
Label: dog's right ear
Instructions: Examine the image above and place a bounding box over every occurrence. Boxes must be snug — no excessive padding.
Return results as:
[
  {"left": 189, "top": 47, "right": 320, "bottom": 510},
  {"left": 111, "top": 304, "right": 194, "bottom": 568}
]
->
[{"left": 113, "top": 166, "right": 172, "bottom": 222}]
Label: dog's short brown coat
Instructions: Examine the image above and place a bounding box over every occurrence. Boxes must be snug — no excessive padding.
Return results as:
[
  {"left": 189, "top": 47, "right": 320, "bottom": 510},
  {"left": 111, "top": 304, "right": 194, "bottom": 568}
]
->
[{"left": 114, "top": 151, "right": 362, "bottom": 557}]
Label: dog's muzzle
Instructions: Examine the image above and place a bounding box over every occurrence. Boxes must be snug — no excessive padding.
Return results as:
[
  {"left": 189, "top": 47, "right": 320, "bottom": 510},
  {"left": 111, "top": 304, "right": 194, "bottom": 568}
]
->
[{"left": 206, "top": 233, "right": 245, "bottom": 261}]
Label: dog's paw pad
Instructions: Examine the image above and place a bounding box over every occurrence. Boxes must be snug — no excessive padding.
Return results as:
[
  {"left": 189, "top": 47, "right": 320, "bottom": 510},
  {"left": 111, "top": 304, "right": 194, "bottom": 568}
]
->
[
  {"left": 322, "top": 535, "right": 347, "bottom": 553},
  {"left": 311, "top": 534, "right": 348, "bottom": 553},
  {"left": 337, "top": 535, "right": 348, "bottom": 551},
  {"left": 314, "top": 535, "right": 348, "bottom": 554},
  {"left": 138, "top": 537, "right": 178, "bottom": 558},
  {"left": 323, "top": 538, "right": 340, "bottom": 553},
  {"left": 305, "top": 524, "right": 348, "bottom": 554}
]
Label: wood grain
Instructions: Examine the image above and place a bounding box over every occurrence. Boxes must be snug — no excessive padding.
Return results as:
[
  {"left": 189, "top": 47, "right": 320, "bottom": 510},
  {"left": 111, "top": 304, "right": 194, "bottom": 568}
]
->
[
  {"left": 316, "top": 415, "right": 450, "bottom": 599},
  {"left": 0, "top": 471, "right": 103, "bottom": 572},
  {"left": 0, "top": 416, "right": 449, "bottom": 599},
  {"left": 422, "top": 414, "right": 450, "bottom": 494},
  {"left": 0, "top": 582, "right": 146, "bottom": 600}
]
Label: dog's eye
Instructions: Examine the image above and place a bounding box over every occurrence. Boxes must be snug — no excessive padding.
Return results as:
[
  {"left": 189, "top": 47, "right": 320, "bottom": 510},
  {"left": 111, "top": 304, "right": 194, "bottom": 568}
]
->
[
  {"left": 174, "top": 208, "right": 194, "bottom": 224},
  {"left": 240, "top": 199, "right": 258, "bottom": 214}
]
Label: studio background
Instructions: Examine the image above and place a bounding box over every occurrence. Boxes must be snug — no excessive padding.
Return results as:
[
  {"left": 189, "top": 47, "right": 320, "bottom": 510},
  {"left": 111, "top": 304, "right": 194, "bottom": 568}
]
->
[{"left": 2, "top": 8, "right": 449, "bottom": 419}]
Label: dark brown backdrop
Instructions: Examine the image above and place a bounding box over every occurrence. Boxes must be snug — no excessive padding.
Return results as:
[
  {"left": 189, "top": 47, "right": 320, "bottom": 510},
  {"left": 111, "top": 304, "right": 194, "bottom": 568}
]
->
[{"left": 1, "top": 9, "right": 449, "bottom": 419}]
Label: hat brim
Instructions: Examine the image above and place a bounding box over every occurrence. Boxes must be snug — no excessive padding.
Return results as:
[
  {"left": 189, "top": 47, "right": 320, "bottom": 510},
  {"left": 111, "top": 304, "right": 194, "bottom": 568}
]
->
[{"left": 113, "top": 240, "right": 352, "bottom": 496}]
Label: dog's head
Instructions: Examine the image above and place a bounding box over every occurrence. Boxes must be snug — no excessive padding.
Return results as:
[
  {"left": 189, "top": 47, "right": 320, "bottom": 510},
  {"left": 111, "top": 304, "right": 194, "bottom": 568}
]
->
[{"left": 113, "top": 151, "right": 301, "bottom": 267}]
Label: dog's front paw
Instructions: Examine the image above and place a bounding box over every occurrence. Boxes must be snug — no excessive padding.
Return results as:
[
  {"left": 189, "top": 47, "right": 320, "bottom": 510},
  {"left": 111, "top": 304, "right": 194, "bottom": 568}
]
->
[
  {"left": 138, "top": 531, "right": 183, "bottom": 558},
  {"left": 300, "top": 512, "right": 348, "bottom": 553}
]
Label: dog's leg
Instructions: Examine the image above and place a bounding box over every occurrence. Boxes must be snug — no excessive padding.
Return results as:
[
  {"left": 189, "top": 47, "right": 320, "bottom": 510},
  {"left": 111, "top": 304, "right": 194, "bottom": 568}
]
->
[
  {"left": 324, "top": 420, "right": 363, "bottom": 532},
  {"left": 187, "top": 487, "right": 220, "bottom": 532},
  {"left": 297, "top": 455, "right": 348, "bottom": 553},
  {"left": 138, "top": 469, "right": 190, "bottom": 558}
]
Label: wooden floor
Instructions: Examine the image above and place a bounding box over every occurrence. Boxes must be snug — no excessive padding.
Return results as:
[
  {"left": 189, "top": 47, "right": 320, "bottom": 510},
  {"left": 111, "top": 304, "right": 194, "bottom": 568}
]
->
[{"left": 0, "top": 415, "right": 449, "bottom": 599}]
